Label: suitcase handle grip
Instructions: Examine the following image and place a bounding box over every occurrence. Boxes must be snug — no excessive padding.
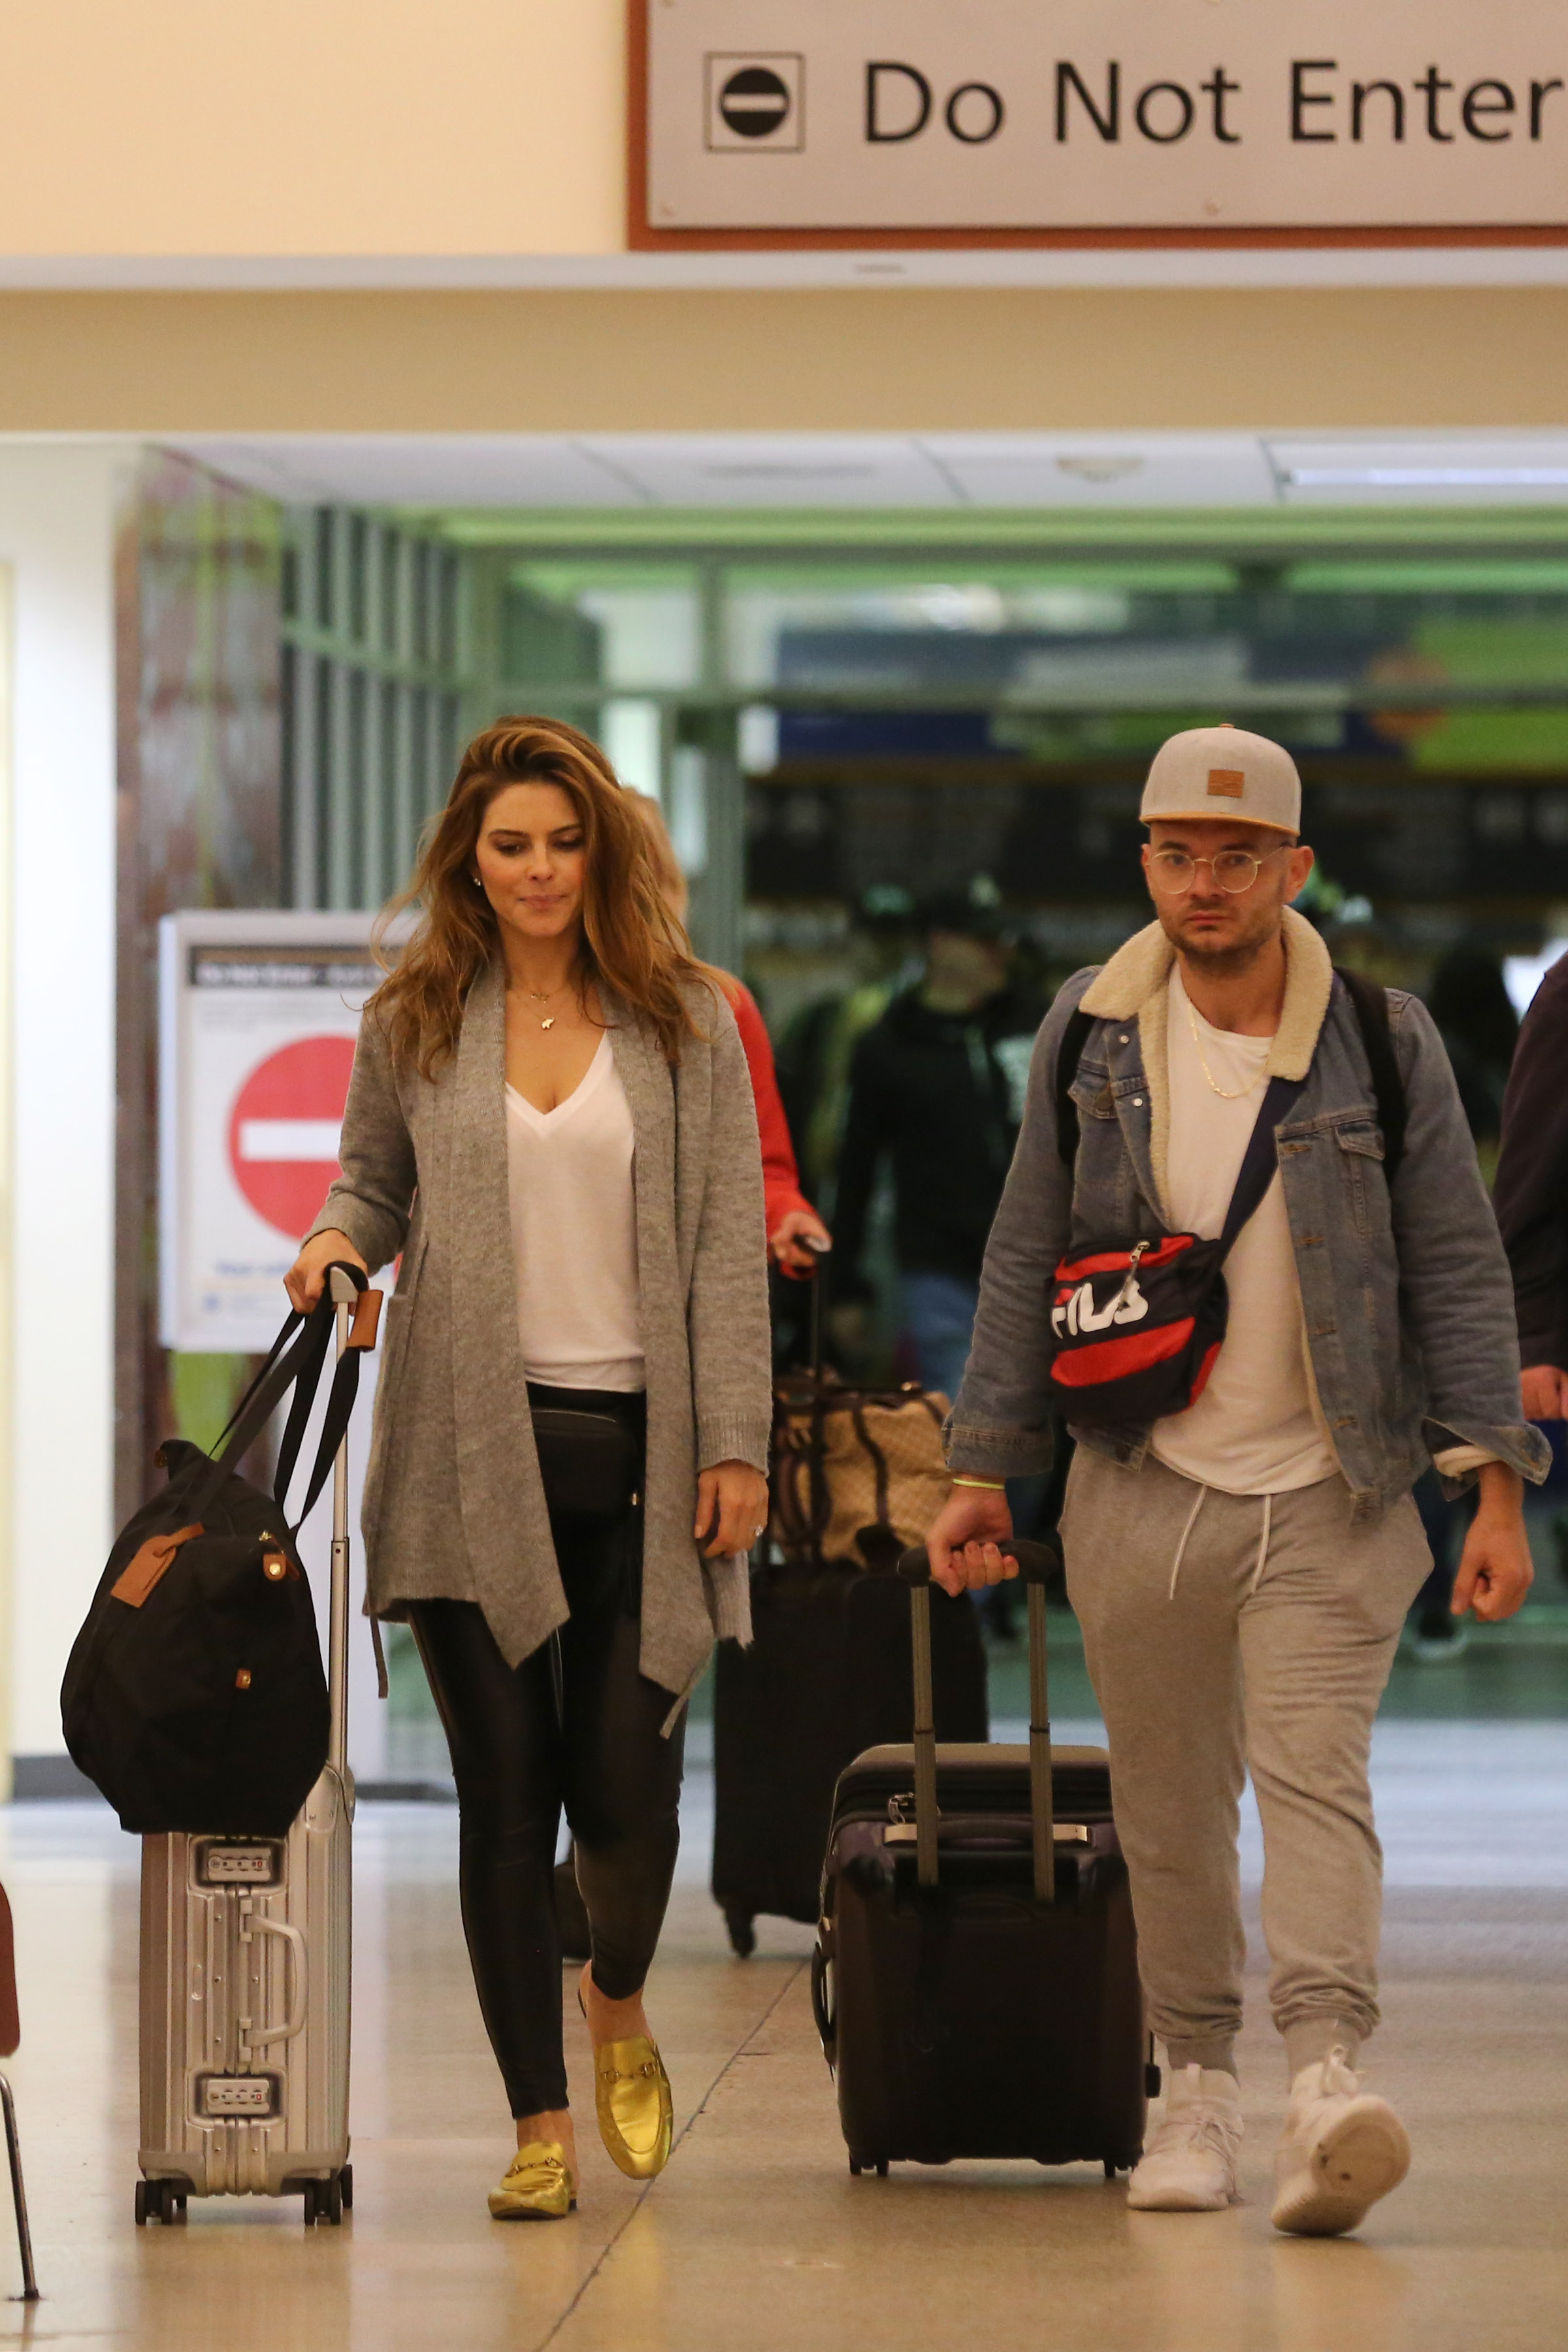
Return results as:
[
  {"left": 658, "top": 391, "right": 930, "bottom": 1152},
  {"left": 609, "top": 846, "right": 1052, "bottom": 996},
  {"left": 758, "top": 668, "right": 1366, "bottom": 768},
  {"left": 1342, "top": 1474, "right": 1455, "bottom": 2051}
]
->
[
  {"left": 242, "top": 1916, "right": 308, "bottom": 2047},
  {"left": 896, "top": 1537, "right": 1060, "bottom": 1586}
]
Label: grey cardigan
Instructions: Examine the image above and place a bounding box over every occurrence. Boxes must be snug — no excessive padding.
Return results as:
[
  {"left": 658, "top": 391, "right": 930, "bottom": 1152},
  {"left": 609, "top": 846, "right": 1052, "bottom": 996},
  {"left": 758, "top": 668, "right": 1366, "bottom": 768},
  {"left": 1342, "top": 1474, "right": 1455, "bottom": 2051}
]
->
[{"left": 308, "top": 962, "right": 772, "bottom": 1701}]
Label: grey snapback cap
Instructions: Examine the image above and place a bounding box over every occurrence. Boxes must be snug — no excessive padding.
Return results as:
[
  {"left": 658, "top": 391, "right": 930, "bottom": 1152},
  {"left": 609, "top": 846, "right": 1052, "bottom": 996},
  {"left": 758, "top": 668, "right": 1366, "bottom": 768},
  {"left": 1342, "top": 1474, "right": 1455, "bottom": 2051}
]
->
[{"left": 1140, "top": 724, "right": 1301, "bottom": 834}]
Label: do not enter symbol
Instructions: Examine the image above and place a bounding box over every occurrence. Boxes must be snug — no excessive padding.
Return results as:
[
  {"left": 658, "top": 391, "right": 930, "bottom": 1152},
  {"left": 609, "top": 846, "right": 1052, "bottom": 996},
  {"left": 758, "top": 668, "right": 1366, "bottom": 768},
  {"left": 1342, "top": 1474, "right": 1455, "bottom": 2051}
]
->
[
  {"left": 707, "top": 56, "right": 802, "bottom": 150},
  {"left": 227, "top": 1034, "right": 357, "bottom": 1240},
  {"left": 720, "top": 65, "right": 792, "bottom": 138}
]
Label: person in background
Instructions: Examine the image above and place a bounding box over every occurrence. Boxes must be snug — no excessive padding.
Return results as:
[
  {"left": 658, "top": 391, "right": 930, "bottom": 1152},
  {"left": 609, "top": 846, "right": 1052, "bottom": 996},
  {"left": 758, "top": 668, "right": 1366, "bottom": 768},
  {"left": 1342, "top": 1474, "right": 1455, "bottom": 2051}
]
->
[
  {"left": 631, "top": 794, "right": 830, "bottom": 1277},
  {"left": 1427, "top": 942, "right": 1519, "bottom": 1186},
  {"left": 1495, "top": 947, "right": 1568, "bottom": 1433},
  {"left": 1408, "top": 942, "right": 1522, "bottom": 1656},
  {"left": 776, "top": 885, "right": 919, "bottom": 1211},
  {"left": 831, "top": 879, "right": 1043, "bottom": 1402}
]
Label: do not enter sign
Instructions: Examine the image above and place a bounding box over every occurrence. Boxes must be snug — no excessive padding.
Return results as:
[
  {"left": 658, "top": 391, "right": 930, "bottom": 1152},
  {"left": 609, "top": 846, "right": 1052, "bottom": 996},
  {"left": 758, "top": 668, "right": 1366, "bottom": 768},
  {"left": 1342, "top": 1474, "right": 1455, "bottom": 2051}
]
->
[{"left": 227, "top": 1035, "right": 357, "bottom": 1239}]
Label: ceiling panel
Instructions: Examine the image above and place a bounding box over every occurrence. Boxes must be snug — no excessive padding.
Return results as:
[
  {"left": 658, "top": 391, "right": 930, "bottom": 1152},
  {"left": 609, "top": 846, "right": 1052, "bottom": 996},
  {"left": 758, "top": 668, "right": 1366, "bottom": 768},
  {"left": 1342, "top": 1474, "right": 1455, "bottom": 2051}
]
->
[
  {"left": 168, "top": 434, "right": 636, "bottom": 508},
  {"left": 1270, "top": 439, "right": 1568, "bottom": 505},
  {"left": 588, "top": 434, "right": 958, "bottom": 508},
  {"left": 925, "top": 434, "right": 1277, "bottom": 509}
]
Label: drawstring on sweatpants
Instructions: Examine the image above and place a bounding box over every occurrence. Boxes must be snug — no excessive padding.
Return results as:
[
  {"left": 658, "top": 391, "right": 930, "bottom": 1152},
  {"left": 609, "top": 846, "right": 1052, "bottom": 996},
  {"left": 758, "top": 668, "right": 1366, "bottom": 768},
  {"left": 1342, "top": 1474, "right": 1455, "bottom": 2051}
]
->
[
  {"left": 1168, "top": 1484, "right": 1208, "bottom": 1598},
  {"left": 1166, "top": 1483, "right": 1275, "bottom": 1599},
  {"left": 1250, "top": 1492, "right": 1274, "bottom": 1597}
]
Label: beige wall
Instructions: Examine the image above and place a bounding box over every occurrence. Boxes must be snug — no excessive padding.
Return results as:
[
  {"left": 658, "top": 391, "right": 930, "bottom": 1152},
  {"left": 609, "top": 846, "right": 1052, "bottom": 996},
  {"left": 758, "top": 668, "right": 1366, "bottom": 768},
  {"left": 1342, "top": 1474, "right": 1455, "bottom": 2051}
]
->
[
  {"left": 0, "top": 0, "right": 625, "bottom": 257},
  {"left": 0, "top": 287, "right": 1563, "bottom": 433}
]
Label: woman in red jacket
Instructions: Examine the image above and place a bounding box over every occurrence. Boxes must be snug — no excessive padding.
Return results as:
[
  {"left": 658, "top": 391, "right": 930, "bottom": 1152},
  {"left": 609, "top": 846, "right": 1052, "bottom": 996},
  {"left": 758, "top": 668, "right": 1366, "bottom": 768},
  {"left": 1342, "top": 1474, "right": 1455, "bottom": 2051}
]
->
[{"left": 632, "top": 796, "right": 829, "bottom": 1275}]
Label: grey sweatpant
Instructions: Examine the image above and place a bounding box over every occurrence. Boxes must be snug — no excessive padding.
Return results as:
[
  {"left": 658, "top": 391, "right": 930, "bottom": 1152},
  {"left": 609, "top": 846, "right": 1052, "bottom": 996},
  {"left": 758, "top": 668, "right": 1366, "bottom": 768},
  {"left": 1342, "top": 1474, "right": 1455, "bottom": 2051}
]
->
[{"left": 1061, "top": 1448, "right": 1432, "bottom": 2080}]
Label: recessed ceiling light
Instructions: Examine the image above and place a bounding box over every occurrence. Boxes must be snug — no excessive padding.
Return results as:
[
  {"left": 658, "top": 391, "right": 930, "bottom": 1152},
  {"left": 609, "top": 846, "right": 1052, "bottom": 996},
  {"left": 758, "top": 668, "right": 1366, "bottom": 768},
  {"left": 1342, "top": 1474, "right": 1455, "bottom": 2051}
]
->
[{"left": 1288, "top": 466, "right": 1568, "bottom": 489}]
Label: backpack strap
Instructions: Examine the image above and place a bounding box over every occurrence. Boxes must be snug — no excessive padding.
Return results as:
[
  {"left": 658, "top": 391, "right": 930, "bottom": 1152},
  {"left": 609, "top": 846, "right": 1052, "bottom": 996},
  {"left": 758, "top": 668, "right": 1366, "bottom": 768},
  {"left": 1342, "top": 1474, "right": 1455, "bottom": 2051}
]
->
[
  {"left": 1335, "top": 966, "right": 1407, "bottom": 1188},
  {"left": 1054, "top": 1007, "right": 1097, "bottom": 1168}
]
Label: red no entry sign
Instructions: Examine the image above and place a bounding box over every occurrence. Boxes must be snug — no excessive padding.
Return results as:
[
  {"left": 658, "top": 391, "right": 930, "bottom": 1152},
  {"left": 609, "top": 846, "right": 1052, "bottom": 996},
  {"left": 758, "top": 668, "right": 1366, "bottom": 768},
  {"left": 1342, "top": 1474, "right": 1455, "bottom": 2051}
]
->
[{"left": 227, "top": 1035, "right": 357, "bottom": 1239}]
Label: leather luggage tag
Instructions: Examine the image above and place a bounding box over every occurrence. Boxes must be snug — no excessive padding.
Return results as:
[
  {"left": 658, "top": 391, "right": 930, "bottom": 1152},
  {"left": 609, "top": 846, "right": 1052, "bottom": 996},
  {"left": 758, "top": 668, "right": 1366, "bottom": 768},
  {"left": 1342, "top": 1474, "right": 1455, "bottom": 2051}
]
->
[
  {"left": 111, "top": 1524, "right": 204, "bottom": 1608},
  {"left": 348, "top": 1290, "right": 382, "bottom": 1350}
]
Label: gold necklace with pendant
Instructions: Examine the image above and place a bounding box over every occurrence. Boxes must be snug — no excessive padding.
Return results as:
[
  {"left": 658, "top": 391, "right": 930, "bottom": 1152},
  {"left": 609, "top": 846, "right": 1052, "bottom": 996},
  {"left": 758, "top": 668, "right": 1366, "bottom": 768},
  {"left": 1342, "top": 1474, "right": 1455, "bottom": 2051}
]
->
[{"left": 520, "top": 979, "right": 570, "bottom": 1033}]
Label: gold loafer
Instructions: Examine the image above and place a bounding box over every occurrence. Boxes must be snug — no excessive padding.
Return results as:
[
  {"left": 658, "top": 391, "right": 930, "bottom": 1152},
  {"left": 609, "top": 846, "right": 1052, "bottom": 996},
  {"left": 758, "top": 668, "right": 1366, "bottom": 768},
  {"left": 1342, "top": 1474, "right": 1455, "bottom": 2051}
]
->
[
  {"left": 591, "top": 2036, "right": 674, "bottom": 2180},
  {"left": 488, "top": 2141, "right": 576, "bottom": 2219}
]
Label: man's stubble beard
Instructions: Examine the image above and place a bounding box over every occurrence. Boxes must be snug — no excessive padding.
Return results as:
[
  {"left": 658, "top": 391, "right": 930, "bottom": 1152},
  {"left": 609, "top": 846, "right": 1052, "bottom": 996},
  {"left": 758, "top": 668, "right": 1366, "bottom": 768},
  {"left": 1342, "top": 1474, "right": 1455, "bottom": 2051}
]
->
[{"left": 1160, "top": 902, "right": 1284, "bottom": 978}]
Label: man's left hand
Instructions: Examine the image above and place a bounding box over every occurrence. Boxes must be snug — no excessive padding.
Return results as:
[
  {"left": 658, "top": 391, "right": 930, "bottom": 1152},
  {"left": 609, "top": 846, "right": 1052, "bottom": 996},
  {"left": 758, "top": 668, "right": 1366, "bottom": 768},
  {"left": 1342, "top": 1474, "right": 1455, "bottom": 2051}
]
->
[{"left": 1452, "top": 1462, "right": 1535, "bottom": 1623}]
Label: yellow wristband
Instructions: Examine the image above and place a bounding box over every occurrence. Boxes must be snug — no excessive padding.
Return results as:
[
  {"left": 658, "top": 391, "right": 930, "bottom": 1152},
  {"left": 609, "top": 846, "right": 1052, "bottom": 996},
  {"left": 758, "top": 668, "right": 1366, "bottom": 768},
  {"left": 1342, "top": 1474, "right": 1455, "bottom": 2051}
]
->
[{"left": 951, "top": 1475, "right": 1006, "bottom": 1490}]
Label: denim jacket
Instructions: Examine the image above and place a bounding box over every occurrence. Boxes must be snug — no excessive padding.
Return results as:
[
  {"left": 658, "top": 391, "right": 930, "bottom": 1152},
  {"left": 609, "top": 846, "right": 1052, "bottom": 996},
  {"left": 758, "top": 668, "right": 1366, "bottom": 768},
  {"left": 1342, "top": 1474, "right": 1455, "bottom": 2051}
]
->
[{"left": 947, "top": 908, "right": 1550, "bottom": 1517}]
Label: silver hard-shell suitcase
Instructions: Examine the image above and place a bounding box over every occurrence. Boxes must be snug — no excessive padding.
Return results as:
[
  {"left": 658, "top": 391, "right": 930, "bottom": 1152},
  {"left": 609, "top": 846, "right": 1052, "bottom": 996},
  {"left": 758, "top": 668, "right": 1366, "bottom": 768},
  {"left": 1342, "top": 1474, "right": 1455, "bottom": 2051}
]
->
[{"left": 136, "top": 1266, "right": 363, "bottom": 2228}]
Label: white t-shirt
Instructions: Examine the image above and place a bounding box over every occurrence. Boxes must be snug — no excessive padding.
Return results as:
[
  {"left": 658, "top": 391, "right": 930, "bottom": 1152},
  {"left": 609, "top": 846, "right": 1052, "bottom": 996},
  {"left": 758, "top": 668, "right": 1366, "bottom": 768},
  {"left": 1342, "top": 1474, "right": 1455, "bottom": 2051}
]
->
[
  {"left": 1150, "top": 968, "right": 1337, "bottom": 1495},
  {"left": 504, "top": 1032, "right": 645, "bottom": 1393}
]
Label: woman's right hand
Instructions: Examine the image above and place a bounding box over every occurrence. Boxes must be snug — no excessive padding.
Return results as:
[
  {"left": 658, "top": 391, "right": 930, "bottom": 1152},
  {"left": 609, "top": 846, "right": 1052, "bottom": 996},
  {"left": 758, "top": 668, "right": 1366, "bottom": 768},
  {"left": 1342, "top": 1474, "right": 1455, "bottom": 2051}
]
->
[{"left": 284, "top": 1229, "right": 369, "bottom": 1314}]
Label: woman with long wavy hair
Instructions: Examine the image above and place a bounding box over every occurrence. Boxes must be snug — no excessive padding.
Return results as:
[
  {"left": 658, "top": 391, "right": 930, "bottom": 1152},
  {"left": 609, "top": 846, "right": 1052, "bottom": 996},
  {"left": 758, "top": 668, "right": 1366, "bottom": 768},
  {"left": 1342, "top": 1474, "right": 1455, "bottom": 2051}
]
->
[{"left": 286, "top": 717, "right": 772, "bottom": 2220}]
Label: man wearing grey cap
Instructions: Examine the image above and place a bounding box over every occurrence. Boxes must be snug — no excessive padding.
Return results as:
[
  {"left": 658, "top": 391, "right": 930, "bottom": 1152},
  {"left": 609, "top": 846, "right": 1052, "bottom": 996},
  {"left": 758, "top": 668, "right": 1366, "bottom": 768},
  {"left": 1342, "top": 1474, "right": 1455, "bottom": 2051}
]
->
[{"left": 924, "top": 725, "right": 1546, "bottom": 2234}]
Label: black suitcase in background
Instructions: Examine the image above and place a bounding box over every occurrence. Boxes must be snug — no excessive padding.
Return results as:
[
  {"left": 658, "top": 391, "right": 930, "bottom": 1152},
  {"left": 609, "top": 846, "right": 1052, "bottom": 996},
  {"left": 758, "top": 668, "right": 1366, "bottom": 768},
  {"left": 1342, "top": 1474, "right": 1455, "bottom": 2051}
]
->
[
  {"left": 711, "top": 1567, "right": 987, "bottom": 1953},
  {"left": 812, "top": 1539, "right": 1152, "bottom": 2174},
  {"left": 712, "top": 1258, "right": 987, "bottom": 1955}
]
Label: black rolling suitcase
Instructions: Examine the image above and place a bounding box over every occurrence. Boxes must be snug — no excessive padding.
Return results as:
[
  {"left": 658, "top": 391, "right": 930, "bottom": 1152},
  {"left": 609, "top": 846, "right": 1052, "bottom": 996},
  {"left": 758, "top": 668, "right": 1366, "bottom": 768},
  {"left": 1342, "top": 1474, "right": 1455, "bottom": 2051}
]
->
[
  {"left": 711, "top": 1266, "right": 987, "bottom": 1956},
  {"left": 812, "top": 1539, "right": 1153, "bottom": 2176}
]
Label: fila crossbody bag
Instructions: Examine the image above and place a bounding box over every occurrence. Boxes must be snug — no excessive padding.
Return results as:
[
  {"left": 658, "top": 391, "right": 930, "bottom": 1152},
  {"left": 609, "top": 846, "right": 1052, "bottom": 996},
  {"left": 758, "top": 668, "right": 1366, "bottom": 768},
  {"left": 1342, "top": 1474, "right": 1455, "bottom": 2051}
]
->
[{"left": 1046, "top": 1074, "right": 1302, "bottom": 1426}]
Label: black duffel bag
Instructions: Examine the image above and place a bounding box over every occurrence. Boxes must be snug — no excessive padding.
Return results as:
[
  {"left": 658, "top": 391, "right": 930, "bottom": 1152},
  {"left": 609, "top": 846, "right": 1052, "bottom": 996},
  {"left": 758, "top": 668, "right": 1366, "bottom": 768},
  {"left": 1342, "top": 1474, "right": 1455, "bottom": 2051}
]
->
[{"left": 61, "top": 1265, "right": 378, "bottom": 1835}]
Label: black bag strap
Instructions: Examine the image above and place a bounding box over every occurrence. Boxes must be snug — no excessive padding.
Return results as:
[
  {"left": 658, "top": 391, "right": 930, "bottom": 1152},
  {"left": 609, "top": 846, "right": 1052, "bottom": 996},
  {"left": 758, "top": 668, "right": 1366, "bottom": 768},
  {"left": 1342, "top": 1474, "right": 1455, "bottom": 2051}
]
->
[
  {"left": 1217, "top": 1075, "right": 1307, "bottom": 1255},
  {"left": 274, "top": 1262, "right": 368, "bottom": 1531},
  {"left": 1335, "top": 965, "right": 1407, "bottom": 1188},
  {"left": 206, "top": 1306, "right": 308, "bottom": 1459},
  {"left": 182, "top": 1265, "right": 367, "bottom": 1531}
]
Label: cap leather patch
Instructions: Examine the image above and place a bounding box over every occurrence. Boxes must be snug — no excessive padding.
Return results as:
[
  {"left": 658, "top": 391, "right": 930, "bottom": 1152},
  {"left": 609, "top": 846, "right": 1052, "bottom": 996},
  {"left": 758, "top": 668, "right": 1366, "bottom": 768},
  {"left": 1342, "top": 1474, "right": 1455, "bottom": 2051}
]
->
[{"left": 1207, "top": 769, "right": 1246, "bottom": 797}]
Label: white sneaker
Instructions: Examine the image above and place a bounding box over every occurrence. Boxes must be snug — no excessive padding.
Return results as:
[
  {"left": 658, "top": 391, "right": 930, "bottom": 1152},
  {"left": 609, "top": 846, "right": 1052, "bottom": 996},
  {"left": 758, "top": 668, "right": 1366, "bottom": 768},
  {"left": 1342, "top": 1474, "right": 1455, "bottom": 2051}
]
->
[
  {"left": 1271, "top": 2046, "right": 1411, "bottom": 2237},
  {"left": 1126, "top": 2065, "right": 1242, "bottom": 2212}
]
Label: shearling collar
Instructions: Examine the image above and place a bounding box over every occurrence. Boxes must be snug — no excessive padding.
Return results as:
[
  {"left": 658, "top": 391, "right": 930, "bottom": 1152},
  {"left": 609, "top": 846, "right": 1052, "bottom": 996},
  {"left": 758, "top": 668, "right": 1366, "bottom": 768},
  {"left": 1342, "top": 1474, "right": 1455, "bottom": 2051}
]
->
[{"left": 1079, "top": 904, "right": 1335, "bottom": 1083}]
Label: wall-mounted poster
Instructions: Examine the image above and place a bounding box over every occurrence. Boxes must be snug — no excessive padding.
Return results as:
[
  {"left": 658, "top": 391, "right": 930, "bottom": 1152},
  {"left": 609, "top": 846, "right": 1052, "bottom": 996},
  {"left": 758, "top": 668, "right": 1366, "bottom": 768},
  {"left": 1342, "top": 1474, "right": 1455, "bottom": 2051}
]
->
[{"left": 158, "top": 911, "right": 381, "bottom": 1354}]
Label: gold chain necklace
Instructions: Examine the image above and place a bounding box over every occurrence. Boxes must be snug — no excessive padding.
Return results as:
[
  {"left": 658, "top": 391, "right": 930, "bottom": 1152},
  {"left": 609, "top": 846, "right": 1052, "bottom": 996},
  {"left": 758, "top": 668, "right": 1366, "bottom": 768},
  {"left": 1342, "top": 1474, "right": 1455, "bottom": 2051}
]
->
[
  {"left": 513, "top": 978, "right": 574, "bottom": 1033},
  {"left": 1186, "top": 997, "right": 1263, "bottom": 1101}
]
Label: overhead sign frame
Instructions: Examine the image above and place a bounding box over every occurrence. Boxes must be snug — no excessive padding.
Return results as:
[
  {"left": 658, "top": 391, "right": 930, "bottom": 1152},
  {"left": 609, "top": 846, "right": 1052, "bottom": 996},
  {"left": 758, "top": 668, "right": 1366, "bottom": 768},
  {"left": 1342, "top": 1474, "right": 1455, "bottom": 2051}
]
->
[{"left": 631, "top": 0, "right": 1568, "bottom": 248}]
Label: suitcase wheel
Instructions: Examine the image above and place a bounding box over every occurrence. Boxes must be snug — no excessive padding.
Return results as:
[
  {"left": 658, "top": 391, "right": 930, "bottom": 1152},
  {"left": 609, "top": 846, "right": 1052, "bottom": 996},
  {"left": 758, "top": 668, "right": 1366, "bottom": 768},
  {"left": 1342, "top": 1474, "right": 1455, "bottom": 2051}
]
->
[
  {"left": 340, "top": 2164, "right": 353, "bottom": 2212},
  {"left": 304, "top": 2174, "right": 346, "bottom": 2227},
  {"left": 723, "top": 1908, "right": 757, "bottom": 1960},
  {"left": 136, "top": 2178, "right": 183, "bottom": 2226},
  {"left": 848, "top": 2154, "right": 889, "bottom": 2179}
]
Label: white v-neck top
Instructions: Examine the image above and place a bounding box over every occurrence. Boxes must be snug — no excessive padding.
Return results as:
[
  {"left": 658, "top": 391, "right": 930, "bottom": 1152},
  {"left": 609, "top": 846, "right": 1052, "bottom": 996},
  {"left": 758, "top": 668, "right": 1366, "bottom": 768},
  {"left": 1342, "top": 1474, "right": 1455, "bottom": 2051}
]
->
[{"left": 504, "top": 1031, "right": 645, "bottom": 1393}]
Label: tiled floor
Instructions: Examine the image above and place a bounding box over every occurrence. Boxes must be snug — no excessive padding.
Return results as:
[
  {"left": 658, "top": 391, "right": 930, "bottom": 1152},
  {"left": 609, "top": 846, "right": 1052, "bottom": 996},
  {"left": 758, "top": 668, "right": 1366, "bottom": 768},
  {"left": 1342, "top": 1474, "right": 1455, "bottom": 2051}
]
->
[{"left": 0, "top": 1720, "right": 1563, "bottom": 2351}]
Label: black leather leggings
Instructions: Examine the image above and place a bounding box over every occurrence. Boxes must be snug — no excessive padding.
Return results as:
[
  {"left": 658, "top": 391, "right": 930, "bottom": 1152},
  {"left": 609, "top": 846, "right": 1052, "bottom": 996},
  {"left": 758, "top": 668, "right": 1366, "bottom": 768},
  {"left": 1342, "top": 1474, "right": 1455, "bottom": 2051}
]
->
[{"left": 405, "top": 1392, "right": 684, "bottom": 2119}]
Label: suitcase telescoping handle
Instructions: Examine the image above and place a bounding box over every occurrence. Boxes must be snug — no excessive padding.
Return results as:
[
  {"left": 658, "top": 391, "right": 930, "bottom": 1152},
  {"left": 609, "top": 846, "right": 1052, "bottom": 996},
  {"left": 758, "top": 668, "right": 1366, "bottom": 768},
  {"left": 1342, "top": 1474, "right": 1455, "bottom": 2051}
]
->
[
  {"left": 897, "top": 1537, "right": 1062, "bottom": 1903},
  {"left": 326, "top": 1262, "right": 373, "bottom": 1778}
]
